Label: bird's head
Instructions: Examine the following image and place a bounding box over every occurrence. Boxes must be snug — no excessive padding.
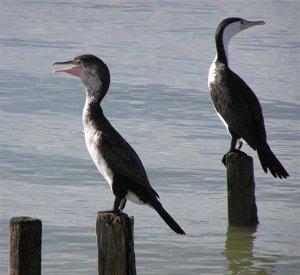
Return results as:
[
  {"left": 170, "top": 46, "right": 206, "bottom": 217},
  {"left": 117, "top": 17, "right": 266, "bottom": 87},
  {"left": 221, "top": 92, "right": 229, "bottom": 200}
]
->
[
  {"left": 217, "top": 17, "right": 265, "bottom": 44},
  {"left": 215, "top": 18, "right": 265, "bottom": 65},
  {"left": 53, "top": 54, "right": 110, "bottom": 102}
]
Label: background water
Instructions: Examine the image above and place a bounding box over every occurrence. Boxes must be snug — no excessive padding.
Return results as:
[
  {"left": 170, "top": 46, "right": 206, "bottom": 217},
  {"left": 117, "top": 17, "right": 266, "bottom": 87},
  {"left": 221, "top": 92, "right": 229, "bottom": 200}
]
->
[{"left": 1, "top": 0, "right": 299, "bottom": 274}]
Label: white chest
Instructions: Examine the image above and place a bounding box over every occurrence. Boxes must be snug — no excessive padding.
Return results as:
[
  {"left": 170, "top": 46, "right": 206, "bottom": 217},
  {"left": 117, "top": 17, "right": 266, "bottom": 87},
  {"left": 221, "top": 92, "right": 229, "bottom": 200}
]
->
[
  {"left": 84, "top": 124, "right": 113, "bottom": 187},
  {"left": 208, "top": 56, "right": 217, "bottom": 88},
  {"left": 208, "top": 57, "right": 229, "bottom": 131}
]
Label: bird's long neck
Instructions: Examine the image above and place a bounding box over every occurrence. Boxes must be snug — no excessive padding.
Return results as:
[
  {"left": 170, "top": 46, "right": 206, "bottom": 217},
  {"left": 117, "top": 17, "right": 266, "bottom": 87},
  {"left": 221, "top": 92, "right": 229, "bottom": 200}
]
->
[
  {"left": 215, "top": 29, "right": 231, "bottom": 66},
  {"left": 83, "top": 76, "right": 108, "bottom": 104},
  {"left": 208, "top": 29, "right": 232, "bottom": 88},
  {"left": 83, "top": 91, "right": 106, "bottom": 129},
  {"left": 82, "top": 69, "right": 110, "bottom": 130}
]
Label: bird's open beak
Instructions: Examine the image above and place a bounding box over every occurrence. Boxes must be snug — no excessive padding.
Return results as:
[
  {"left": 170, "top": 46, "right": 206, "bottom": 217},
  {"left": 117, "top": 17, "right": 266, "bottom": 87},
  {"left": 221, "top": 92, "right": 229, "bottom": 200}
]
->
[
  {"left": 52, "top": 60, "right": 82, "bottom": 77},
  {"left": 242, "top": 20, "right": 266, "bottom": 30}
]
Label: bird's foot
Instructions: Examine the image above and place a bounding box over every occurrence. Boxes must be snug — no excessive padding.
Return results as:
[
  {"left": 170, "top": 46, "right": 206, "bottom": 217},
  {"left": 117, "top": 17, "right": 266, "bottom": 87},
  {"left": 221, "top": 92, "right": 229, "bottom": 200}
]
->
[
  {"left": 222, "top": 149, "right": 248, "bottom": 166},
  {"left": 119, "top": 199, "right": 127, "bottom": 211},
  {"left": 237, "top": 140, "right": 243, "bottom": 150}
]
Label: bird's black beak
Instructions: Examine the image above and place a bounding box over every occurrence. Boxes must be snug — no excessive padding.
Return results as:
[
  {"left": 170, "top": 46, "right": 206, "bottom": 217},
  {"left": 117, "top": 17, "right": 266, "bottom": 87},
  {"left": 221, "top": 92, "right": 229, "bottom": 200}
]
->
[
  {"left": 52, "top": 60, "right": 74, "bottom": 66},
  {"left": 52, "top": 60, "right": 82, "bottom": 77},
  {"left": 241, "top": 20, "right": 265, "bottom": 30}
]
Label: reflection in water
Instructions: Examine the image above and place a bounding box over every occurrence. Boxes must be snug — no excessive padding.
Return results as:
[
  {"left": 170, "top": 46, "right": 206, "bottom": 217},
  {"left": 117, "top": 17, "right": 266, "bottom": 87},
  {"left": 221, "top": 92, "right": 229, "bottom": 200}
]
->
[
  {"left": 1, "top": 0, "right": 299, "bottom": 274},
  {"left": 223, "top": 226, "right": 278, "bottom": 274}
]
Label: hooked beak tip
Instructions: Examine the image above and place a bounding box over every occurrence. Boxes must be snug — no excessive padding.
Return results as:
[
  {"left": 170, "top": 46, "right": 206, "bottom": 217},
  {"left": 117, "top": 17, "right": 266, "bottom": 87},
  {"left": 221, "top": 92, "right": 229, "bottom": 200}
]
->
[{"left": 51, "top": 63, "right": 59, "bottom": 73}]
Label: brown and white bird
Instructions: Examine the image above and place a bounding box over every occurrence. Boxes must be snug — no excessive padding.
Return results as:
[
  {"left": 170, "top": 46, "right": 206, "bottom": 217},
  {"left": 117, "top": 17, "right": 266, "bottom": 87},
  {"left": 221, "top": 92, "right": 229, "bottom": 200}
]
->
[{"left": 53, "top": 54, "right": 185, "bottom": 234}]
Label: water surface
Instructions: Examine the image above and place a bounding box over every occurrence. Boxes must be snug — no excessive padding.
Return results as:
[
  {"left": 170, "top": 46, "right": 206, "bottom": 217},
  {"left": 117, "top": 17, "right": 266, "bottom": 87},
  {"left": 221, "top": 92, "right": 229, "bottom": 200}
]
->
[{"left": 1, "top": 1, "right": 299, "bottom": 274}]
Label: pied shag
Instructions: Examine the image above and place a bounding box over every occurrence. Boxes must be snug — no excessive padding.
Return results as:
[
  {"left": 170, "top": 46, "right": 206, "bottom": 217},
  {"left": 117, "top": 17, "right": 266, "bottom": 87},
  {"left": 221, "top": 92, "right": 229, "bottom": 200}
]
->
[
  {"left": 52, "top": 54, "right": 185, "bottom": 234},
  {"left": 208, "top": 17, "right": 289, "bottom": 179}
]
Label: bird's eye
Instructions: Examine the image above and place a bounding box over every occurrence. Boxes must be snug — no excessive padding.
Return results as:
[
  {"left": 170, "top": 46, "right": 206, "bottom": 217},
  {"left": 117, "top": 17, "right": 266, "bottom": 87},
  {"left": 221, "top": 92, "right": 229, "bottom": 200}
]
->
[
  {"left": 241, "top": 20, "right": 245, "bottom": 25},
  {"left": 73, "top": 59, "right": 82, "bottom": 64}
]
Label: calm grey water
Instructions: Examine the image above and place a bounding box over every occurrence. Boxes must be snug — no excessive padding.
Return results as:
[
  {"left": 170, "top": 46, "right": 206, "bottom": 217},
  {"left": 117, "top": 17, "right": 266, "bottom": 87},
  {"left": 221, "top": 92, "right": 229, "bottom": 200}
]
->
[{"left": 1, "top": 0, "right": 299, "bottom": 274}]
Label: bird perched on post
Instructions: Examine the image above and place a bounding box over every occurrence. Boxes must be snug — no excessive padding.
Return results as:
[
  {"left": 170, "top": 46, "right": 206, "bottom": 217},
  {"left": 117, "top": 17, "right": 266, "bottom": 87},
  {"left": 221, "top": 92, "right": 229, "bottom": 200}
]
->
[
  {"left": 208, "top": 17, "right": 289, "bottom": 179},
  {"left": 53, "top": 54, "right": 185, "bottom": 234}
]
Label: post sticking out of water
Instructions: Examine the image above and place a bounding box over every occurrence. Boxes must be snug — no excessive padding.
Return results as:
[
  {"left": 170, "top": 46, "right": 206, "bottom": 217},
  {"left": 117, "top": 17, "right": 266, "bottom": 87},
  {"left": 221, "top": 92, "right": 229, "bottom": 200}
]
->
[
  {"left": 96, "top": 212, "right": 136, "bottom": 275},
  {"left": 226, "top": 152, "right": 259, "bottom": 226},
  {"left": 9, "top": 216, "right": 42, "bottom": 275}
]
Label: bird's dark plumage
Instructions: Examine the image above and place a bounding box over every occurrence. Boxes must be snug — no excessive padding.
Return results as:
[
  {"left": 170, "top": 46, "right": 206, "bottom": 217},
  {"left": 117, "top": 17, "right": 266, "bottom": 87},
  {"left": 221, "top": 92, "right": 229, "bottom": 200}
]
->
[
  {"left": 208, "top": 18, "right": 289, "bottom": 179},
  {"left": 53, "top": 54, "right": 185, "bottom": 234}
]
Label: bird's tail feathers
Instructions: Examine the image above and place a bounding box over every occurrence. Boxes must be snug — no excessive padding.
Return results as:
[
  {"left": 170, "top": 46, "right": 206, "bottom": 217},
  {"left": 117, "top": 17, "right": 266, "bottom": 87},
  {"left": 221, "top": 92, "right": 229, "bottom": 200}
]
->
[
  {"left": 151, "top": 200, "right": 185, "bottom": 235},
  {"left": 257, "top": 143, "right": 289, "bottom": 179}
]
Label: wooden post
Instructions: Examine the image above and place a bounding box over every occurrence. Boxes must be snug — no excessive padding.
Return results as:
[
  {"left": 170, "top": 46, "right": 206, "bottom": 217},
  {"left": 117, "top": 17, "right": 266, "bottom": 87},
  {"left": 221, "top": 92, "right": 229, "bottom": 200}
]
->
[
  {"left": 226, "top": 152, "right": 259, "bottom": 226},
  {"left": 9, "top": 216, "right": 42, "bottom": 275},
  {"left": 96, "top": 212, "right": 136, "bottom": 275}
]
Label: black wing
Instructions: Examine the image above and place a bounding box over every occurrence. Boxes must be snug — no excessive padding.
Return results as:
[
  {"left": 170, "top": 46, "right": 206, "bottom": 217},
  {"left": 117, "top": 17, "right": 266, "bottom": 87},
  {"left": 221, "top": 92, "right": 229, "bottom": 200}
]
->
[
  {"left": 99, "top": 121, "right": 159, "bottom": 197},
  {"left": 211, "top": 64, "right": 267, "bottom": 148}
]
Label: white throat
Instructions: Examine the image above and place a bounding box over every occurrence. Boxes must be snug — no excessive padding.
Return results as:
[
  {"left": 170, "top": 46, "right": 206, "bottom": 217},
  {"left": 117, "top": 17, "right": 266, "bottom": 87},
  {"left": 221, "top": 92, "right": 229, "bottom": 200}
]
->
[
  {"left": 208, "top": 22, "right": 242, "bottom": 87},
  {"left": 208, "top": 55, "right": 217, "bottom": 87},
  {"left": 79, "top": 66, "right": 102, "bottom": 99},
  {"left": 221, "top": 21, "right": 243, "bottom": 64}
]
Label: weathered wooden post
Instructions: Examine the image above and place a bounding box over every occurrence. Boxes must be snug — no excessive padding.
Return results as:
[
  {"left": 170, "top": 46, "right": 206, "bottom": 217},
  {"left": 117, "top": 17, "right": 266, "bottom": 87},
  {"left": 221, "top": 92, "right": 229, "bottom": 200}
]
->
[
  {"left": 96, "top": 212, "right": 136, "bottom": 275},
  {"left": 9, "top": 216, "right": 42, "bottom": 275},
  {"left": 226, "top": 152, "right": 259, "bottom": 226}
]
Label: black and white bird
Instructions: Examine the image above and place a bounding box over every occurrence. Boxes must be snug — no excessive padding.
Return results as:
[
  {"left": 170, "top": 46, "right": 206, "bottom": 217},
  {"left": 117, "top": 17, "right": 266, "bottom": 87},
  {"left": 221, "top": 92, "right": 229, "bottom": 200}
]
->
[
  {"left": 208, "top": 17, "right": 289, "bottom": 179},
  {"left": 53, "top": 54, "right": 185, "bottom": 234}
]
